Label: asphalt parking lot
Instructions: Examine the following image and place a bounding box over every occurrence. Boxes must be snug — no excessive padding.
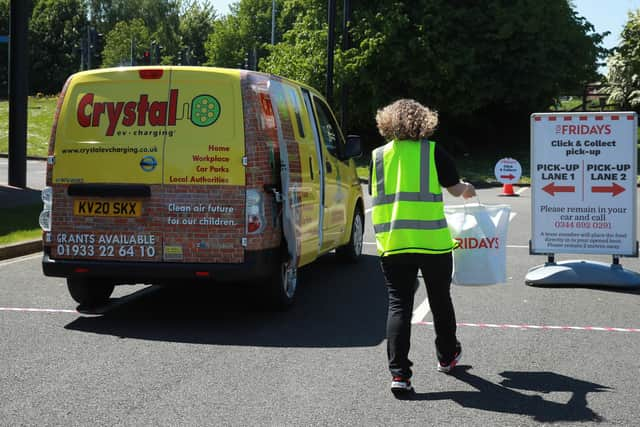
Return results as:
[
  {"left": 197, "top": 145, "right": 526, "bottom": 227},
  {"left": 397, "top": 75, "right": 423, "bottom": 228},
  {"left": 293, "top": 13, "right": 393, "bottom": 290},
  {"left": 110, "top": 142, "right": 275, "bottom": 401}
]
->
[{"left": 2, "top": 174, "right": 640, "bottom": 425}]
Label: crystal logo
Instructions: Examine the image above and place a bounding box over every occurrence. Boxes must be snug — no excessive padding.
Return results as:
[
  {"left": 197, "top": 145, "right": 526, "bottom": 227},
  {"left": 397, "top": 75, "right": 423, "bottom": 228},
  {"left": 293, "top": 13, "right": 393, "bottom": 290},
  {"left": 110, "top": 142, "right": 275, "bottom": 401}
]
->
[{"left": 77, "top": 90, "right": 220, "bottom": 136}]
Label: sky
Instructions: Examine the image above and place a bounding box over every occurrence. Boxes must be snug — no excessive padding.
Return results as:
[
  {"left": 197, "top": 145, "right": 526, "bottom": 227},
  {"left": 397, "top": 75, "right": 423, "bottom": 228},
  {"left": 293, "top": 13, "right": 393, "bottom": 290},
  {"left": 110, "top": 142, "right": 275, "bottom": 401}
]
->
[
  {"left": 201, "top": 0, "right": 640, "bottom": 51},
  {"left": 572, "top": 0, "right": 640, "bottom": 49},
  {"left": 202, "top": 0, "right": 235, "bottom": 16}
]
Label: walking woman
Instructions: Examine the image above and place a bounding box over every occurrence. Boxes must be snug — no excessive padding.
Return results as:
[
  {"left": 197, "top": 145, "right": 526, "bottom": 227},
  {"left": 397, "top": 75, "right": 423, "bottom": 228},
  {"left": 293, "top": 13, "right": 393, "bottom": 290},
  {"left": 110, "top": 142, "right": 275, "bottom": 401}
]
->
[{"left": 370, "top": 99, "right": 476, "bottom": 395}]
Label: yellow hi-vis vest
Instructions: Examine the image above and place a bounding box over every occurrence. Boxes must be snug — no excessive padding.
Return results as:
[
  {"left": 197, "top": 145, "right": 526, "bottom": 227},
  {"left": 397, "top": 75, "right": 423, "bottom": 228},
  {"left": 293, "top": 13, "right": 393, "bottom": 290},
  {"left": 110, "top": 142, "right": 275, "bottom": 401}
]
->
[{"left": 371, "top": 139, "right": 457, "bottom": 256}]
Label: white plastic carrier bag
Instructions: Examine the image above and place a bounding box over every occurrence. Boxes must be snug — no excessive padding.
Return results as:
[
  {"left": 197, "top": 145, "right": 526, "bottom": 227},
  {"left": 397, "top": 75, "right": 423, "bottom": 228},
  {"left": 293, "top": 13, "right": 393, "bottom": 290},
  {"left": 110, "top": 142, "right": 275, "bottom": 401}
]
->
[{"left": 444, "top": 202, "right": 511, "bottom": 286}]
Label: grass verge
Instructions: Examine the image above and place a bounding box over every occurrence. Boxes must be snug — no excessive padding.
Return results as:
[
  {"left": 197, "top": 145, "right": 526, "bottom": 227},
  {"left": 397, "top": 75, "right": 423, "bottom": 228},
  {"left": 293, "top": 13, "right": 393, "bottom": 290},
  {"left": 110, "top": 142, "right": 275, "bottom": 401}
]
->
[
  {"left": 0, "top": 96, "right": 57, "bottom": 158},
  {"left": 0, "top": 203, "right": 42, "bottom": 246}
]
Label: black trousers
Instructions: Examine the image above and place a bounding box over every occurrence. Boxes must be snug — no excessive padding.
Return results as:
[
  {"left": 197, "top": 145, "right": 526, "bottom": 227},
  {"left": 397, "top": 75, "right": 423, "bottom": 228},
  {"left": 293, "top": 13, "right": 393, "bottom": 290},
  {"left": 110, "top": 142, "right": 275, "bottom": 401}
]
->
[{"left": 380, "top": 252, "right": 459, "bottom": 378}]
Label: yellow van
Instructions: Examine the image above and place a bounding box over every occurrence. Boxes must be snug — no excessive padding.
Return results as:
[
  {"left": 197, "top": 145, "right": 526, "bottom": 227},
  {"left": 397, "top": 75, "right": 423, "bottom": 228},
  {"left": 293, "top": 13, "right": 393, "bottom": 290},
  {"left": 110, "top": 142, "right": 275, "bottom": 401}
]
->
[{"left": 40, "top": 66, "right": 364, "bottom": 309}]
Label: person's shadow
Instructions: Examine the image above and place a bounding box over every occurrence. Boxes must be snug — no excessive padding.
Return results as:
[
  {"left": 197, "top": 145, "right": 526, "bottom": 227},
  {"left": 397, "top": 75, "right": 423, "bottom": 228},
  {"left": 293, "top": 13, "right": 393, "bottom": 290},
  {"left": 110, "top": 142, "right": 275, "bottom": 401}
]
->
[{"left": 399, "top": 366, "right": 608, "bottom": 423}]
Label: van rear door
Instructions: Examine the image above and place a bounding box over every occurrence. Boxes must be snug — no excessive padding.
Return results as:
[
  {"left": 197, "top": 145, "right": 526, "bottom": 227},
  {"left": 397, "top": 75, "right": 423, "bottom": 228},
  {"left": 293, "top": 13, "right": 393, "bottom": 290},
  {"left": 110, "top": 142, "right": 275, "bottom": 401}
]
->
[
  {"left": 50, "top": 69, "right": 171, "bottom": 263},
  {"left": 267, "top": 79, "right": 301, "bottom": 269},
  {"left": 161, "top": 67, "right": 246, "bottom": 263}
]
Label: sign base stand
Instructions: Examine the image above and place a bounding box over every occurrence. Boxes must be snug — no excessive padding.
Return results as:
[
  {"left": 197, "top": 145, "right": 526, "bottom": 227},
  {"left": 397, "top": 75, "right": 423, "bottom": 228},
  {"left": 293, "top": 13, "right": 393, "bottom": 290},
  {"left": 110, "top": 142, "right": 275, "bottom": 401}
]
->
[{"left": 525, "top": 258, "right": 640, "bottom": 288}]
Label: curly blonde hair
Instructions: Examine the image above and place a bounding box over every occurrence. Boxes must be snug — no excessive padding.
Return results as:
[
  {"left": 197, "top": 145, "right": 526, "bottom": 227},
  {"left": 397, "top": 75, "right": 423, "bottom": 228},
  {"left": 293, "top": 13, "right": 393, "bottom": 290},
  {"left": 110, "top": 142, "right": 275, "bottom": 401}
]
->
[{"left": 375, "top": 99, "right": 438, "bottom": 141}]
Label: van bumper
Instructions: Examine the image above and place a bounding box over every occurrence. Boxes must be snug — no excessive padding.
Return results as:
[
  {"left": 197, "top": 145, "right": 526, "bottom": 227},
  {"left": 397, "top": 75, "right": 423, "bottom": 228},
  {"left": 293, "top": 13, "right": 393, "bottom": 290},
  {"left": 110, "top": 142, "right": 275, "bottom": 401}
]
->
[{"left": 42, "top": 249, "right": 281, "bottom": 284}]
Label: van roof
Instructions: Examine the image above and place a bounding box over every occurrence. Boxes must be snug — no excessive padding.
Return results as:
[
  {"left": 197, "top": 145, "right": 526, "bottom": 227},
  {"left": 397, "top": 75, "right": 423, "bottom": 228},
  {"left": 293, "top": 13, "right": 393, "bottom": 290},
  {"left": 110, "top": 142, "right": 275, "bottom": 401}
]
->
[{"left": 70, "top": 66, "right": 324, "bottom": 99}]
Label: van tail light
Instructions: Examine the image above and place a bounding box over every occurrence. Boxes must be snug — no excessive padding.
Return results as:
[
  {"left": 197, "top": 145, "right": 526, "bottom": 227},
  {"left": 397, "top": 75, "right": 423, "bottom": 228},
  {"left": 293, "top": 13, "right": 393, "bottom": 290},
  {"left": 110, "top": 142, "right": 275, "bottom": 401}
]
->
[
  {"left": 246, "top": 189, "right": 265, "bottom": 234},
  {"left": 39, "top": 186, "right": 53, "bottom": 231},
  {"left": 247, "top": 219, "right": 261, "bottom": 233},
  {"left": 138, "top": 69, "right": 164, "bottom": 79}
]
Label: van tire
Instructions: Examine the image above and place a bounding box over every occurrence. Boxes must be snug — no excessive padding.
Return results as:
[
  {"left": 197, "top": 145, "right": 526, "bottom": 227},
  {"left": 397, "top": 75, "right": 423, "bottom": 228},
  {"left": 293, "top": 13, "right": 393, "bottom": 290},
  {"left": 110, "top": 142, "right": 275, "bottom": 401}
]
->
[
  {"left": 267, "top": 256, "right": 297, "bottom": 310},
  {"left": 67, "top": 278, "right": 114, "bottom": 307},
  {"left": 336, "top": 206, "right": 364, "bottom": 263}
]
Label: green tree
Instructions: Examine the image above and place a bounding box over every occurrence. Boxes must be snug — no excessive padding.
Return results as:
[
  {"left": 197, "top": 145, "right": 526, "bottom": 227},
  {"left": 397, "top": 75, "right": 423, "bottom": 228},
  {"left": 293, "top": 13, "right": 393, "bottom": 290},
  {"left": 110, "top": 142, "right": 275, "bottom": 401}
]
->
[
  {"left": 86, "top": 0, "right": 134, "bottom": 33},
  {"left": 87, "top": 0, "right": 175, "bottom": 35},
  {"left": 87, "top": 0, "right": 181, "bottom": 65},
  {"left": 179, "top": 0, "right": 216, "bottom": 65},
  {"left": 205, "top": 0, "right": 284, "bottom": 69},
  {"left": 145, "top": 0, "right": 181, "bottom": 64},
  {"left": 607, "top": 10, "right": 640, "bottom": 111},
  {"left": 264, "top": 0, "right": 606, "bottom": 151},
  {"left": 29, "top": 0, "right": 88, "bottom": 94},
  {"left": 205, "top": 14, "right": 245, "bottom": 68},
  {"left": 260, "top": 1, "right": 327, "bottom": 89},
  {"left": 101, "top": 19, "right": 150, "bottom": 67}
]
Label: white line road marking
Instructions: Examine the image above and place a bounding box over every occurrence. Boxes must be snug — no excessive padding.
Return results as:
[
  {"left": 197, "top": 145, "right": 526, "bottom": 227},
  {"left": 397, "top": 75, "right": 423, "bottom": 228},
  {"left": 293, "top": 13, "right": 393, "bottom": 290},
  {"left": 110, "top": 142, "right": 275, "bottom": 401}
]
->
[
  {"left": 0, "top": 307, "right": 77, "bottom": 314},
  {"left": 0, "top": 253, "right": 41, "bottom": 267},
  {"left": 4, "top": 306, "right": 637, "bottom": 333},
  {"left": 411, "top": 296, "right": 431, "bottom": 324},
  {"left": 417, "top": 321, "right": 640, "bottom": 333},
  {"left": 0, "top": 286, "right": 156, "bottom": 316},
  {"left": 365, "top": 241, "right": 529, "bottom": 249}
]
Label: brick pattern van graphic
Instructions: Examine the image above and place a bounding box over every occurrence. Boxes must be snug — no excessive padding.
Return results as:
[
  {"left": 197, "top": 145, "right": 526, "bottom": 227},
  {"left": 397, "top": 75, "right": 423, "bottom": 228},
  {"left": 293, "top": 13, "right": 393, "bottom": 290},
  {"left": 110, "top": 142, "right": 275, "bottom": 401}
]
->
[{"left": 49, "top": 185, "right": 246, "bottom": 263}]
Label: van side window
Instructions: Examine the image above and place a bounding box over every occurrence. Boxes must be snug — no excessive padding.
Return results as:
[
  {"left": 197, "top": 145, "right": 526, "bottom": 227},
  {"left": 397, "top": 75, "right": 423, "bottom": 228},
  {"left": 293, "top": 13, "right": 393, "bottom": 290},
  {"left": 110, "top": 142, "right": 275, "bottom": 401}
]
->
[
  {"left": 312, "top": 97, "right": 344, "bottom": 158},
  {"left": 284, "top": 85, "right": 305, "bottom": 138}
]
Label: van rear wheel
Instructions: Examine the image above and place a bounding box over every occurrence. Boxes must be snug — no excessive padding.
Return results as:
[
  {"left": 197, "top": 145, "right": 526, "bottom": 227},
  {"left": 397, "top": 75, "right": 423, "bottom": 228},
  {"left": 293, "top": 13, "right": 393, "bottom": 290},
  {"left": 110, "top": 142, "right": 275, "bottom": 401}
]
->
[
  {"left": 336, "top": 207, "right": 364, "bottom": 262},
  {"left": 267, "top": 257, "right": 297, "bottom": 310},
  {"left": 67, "top": 278, "right": 114, "bottom": 307}
]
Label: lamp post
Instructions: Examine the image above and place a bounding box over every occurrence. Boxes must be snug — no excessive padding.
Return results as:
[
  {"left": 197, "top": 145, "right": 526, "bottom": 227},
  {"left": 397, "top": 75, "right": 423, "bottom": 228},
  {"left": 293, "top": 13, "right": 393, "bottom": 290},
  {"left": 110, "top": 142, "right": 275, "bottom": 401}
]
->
[
  {"left": 340, "top": 0, "right": 351, "bottom": 129},
  {"left": 326, "top": 0, "right": 336, "bottom": 106},
  {"left": 8, "top": 0, "right": 29, "bottom": 188},
  {"left": 271, "top": 0, "right": 276, "bottom": 45},
  {"left": 130, "top": 36, "right": 136, "bottom": 66}
]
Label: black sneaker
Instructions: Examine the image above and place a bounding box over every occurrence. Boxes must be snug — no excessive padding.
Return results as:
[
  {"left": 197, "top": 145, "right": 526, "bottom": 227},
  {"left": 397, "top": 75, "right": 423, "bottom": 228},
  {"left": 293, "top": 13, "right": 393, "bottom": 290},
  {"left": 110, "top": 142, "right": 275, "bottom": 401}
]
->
[
  {"left": 391, "top": 376, "right": 414, "bottom": 393},
  {"left": 437, "top": 348, "right": 462, "bottom": 373}
]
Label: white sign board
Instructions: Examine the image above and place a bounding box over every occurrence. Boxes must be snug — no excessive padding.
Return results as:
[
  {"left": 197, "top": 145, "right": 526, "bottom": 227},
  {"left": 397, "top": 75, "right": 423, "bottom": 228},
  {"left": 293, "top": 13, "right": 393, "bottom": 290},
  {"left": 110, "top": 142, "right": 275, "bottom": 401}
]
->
[
  {"left": 530, "top": 112, "right": 638, "bottom": 256},
  {"left": 494, "top": 158, "right": 522, "bottom": 184}
]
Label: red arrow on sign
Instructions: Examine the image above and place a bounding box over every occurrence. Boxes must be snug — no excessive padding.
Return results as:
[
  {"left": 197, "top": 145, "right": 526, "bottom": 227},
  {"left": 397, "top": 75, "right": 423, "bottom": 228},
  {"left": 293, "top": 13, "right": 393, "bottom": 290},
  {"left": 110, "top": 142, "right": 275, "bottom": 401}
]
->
[
  {"left": 500, "top": 174, "right": 515, "bottom": 180},
  {"left": 591, "top": 182, "right": 625, "bottom": 196},
  {"left": 542, "top": 182, "right": 575, "bottom": 196}
]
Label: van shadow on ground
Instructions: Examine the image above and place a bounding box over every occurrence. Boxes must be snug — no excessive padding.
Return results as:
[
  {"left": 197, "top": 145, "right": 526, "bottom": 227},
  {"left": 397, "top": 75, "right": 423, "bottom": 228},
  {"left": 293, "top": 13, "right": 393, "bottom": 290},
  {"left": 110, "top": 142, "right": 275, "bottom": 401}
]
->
[
  {"left": 400, "top": 366, "right": 609, "bottom": 423},
  {"left": 65, "top": 254, "right": 387, "bottom": 348}
]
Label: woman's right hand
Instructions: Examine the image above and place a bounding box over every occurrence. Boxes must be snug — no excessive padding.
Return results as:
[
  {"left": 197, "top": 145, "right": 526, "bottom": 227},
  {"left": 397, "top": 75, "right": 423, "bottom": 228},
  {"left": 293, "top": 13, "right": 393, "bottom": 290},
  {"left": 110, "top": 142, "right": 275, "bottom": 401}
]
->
[
  {"left": 446, "top": 181, "right": 476, "bottom": 198},
  {"left": 462, "top": 182, "right": 476, "bottom": 199}
]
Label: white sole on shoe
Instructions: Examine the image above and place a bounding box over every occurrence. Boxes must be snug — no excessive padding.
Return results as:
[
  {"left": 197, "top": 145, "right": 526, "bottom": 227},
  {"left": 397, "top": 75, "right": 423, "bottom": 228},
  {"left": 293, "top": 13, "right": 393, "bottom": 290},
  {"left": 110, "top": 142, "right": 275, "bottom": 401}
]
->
[
  {"left": 437, "top": 351, "right": 462, "bottom": 373},
  {"left": 391, "top": 381, "right": 414, "bottom": 392}
]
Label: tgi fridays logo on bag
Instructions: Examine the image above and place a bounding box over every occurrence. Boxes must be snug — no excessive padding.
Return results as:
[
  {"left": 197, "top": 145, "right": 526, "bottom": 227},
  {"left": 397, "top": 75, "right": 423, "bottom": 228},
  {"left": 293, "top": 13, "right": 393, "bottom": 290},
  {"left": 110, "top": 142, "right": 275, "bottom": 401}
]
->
[
  {"left": 455, "top": 237, "right": 500, "bottom": 249},
  {"left": 76, "top": 90, "right": 221, "bottom": 136}
]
